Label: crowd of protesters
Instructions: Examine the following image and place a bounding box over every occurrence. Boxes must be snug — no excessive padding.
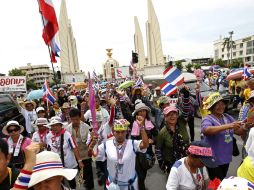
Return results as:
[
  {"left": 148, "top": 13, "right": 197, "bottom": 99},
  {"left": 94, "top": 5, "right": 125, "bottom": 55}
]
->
[{"left": 1, "top": 75, "right": 254, "bottom": 190}]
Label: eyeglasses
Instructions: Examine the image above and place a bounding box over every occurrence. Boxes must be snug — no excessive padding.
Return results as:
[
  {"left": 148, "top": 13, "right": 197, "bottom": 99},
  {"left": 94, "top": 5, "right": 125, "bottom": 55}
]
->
[{"left": 7, "top": 128, "right": 19, "bottom": 133}]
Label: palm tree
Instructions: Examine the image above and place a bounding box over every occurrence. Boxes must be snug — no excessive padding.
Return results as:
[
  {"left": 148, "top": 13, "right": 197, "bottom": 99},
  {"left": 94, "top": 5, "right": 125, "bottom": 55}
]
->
[{"left": 223, "top": 37, "right": 235, "bottom": 67}]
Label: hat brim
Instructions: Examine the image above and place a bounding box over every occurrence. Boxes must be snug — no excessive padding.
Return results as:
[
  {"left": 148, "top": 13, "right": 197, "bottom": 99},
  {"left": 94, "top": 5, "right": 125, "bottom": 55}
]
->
[
  {"left": 47, "top": 122, "right": 63, "bottom": 127},
  {"left": 199, "top": 157, "right": 217, "bottom": 168},
  {"left": 20, "top": 101, "right": 36, "bottom": 109},
  {"left": 132, "top": 106, "right": 151, "bottom": 116},
  {"left": 2, "top": 124, "right": 24, "bottom": 136},
  {"left": 205, "top": 97, "right": 227, "bottom": 110},
  {"left": 28, "top": 168, "right": 77, "bottom": 187}
]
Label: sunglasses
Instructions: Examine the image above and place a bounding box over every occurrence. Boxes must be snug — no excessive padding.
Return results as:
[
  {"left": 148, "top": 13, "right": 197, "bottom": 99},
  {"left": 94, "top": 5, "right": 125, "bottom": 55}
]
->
[{"left": 7, "top": 128, "right": 19, "bottom": 133}]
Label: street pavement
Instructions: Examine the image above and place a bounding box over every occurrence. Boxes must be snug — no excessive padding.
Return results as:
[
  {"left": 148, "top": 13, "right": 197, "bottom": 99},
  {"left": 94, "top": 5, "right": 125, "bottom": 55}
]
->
[{"left": 78, "top": 111, "right": 243, "bottom": 190}]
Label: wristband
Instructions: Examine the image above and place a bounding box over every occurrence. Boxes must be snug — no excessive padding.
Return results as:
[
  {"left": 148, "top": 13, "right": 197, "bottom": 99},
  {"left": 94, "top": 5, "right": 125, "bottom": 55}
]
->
[
  {"left": 78, "top": 159, "right": 82, "bottom": 163},
  {"left": 13, "top": 170, "right": 32, "bottom": 189}
]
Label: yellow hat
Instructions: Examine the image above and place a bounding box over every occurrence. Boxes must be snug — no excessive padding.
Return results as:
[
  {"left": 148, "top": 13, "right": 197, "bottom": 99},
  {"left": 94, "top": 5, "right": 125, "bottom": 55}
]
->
[
  {"left": 113, "top": 119, "right": 130, "bottom": 131},
  {"left": 203, "top": 92, "right": 225, "bottom": 110}
]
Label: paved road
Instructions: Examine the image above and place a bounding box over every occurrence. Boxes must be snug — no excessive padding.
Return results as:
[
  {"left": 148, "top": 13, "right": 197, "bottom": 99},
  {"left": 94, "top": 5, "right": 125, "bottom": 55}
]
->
[{"left": 78, "top": 113, "right": 243, "bottom": 190}]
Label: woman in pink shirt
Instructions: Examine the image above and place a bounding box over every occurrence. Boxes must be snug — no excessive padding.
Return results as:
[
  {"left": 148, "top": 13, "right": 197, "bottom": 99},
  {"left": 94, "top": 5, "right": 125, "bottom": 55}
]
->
[{"left": 2, "top": 121, "right": 32, "bottom": 169}]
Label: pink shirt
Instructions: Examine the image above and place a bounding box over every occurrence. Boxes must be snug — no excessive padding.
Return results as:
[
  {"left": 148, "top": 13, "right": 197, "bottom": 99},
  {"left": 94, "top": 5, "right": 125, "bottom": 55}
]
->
[
  {"left": 5, "top": 137, "right": 32, "bottom": 151},
  {"left": 131, "top": 119, "right": 154, "bottom": 136}
]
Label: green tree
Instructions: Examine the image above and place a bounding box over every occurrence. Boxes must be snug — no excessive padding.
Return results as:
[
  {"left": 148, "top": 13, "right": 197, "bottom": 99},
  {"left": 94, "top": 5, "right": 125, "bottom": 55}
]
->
[
  {"left": 185, "top": 63, "right": 193, "bottom": 72},
  {"left": 175, "top": 60, "right": 183, "bottom": 71},
  {"left": 230, "top": 58, "right": 243, "bottom": 68},
  {"left": 8, "top": 68, "right": 26, "bottom": 76},
  {"left": 193, "top": 64, "right": 201, "bottom": 69},
  {"left": 214, "top": 59, "right": 225, "bottom": 67},
  {"left": 26, "top": 80, "right": 37, "bottom": 90}
]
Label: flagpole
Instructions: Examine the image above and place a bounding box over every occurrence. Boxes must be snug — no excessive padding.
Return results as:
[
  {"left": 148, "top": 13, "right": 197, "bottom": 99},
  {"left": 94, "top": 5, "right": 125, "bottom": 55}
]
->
[{"left": 37, "top": 1, "right": 57, "bottom": 85}]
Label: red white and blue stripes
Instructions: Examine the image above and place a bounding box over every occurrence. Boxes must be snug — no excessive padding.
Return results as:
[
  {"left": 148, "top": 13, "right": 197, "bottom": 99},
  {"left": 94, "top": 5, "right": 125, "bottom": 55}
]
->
[
  {"left": 33, "top": 161, "right": 63, "bottom": 173},
  {"left": 43, "top": 79, "right": 56, "bottom": 105},
  {"left": 13, "top": 170, "right": 32, "bottom": 189}
]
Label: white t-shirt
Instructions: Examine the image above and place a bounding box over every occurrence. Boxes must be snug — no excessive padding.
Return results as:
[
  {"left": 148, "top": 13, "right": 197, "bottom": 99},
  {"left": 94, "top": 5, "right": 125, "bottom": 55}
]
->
[
  {"left": 46, "top": 130, "right": 78, "bottom": 169},
  {"left": 166, "top": 157, "right": 209, "bottom": 190},
  {"left": 32, "top": 131, "right": 47, "bottom": 144},
  {"left": 84, "top": 108, "right": 109, "bottom": 126},
  {"left": 21, "top": 108, "right": 37, "bottom": 133},
  {"left": 97, "top": 139, "right": 146, "bottom": 190}
]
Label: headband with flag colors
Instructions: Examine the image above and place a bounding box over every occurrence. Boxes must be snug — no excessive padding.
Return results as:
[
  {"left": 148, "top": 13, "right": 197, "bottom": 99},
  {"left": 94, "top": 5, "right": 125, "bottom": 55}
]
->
[
  {"left": 38, "top": 0, "right": 60, "bottom": 63},
  {"left": 43, "top": 79, "right": 56, "bottom": 105}
]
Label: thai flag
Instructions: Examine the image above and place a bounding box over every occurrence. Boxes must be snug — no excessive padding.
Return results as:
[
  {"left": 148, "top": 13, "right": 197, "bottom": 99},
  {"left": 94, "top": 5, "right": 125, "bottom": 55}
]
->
[
  {"left": 92, "top": 70, "right": 98, "bottom": 80},
  {"left": 134, "top": 77, "right": 144, "bottom": 87},
  {"left": 117, "top": 69, "right": 123, "bottom": 78},
  {"left": 242, "top": 64, "right": 252, "bottom": 81},
  {"left": 42, "top": 79, "right": 56, "bottom": 105},
  {"left": 160, "top": 81, "right": 177, "bottom": 96},
  {"left": 163, "top": 67, "right": 184, "bottom": 86},
  {"left": 38, "top": 0, "right": 60, "bottom": 63}
]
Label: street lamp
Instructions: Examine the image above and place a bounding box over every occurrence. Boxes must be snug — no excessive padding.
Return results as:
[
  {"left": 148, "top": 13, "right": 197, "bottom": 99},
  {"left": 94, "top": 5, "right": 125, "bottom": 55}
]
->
[{"left": 229, "top": 31, "right": 234, "bottom": 66}]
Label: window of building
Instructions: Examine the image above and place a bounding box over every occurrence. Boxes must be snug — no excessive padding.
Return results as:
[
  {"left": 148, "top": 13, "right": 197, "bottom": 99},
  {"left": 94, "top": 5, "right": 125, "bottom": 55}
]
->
[
  {"left": 247, "top": 41, "right": 253, "bottom": 48},
  {"left": 222, "top": 54, "right": 224, "bottom": 58},
  {"left": 233, "top": 45, "right": 236, "bottom": 50},
  {"left": 245, "top": 57, "right": 251, "bottom": 62},
  {"left": 239, "top": 50, "right": 243, "bottom": 56},
  {"left": 247, "top": 48, "right": 253, "bottom": 55},
  {"left": 233, "top": 52, "right": 236, "bottom": 57},
  {"left": 240, "top": 43, "right": 243, "bottom": 48},
  {"left": 222, "top": 48, "right": 224, "bottom": 52}
]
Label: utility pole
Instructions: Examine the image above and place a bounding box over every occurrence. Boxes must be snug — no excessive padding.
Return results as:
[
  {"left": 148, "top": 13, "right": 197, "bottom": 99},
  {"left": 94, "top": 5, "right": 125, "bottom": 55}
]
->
[{"left": 229, "top": 31, "right": 234, "bottom": 66}]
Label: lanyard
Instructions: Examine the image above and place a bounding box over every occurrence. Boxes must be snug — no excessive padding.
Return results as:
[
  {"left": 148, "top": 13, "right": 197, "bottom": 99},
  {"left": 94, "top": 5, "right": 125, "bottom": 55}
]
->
[
  {"left": 185, "top": 158, "right": 204, "bottom": 190},
  {"left": 113, "top": 139, "right": 127, "bottom": 183}
]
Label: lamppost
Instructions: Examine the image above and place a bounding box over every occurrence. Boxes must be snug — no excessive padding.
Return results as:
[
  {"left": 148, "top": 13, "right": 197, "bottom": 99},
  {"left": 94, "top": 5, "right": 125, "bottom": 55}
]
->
[{"left": 229, "top": 31, "right": 234, "bottom": 66}]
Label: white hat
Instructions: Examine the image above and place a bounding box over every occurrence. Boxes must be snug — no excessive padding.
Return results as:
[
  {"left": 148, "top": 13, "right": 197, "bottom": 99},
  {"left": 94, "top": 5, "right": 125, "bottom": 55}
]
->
[
  {"left": 35, "top": 118, "right": 48, "bottom": 126},
  {"left": 47, "top": 116, "right": 63, "bottom": 127},
  {"left": 28, "top": 151, "right": 77, "bottom": 187},
  {"left": 36, "top": 107, "right": 45, "bottom": 113},
  {"left": 2, "top": 120, "right": 24, "bottom": 136},
  {"left": 217, "top": 176, "right": 253, "bottom": 190},
  {"left": 132, "top": 101, "right": 151, "bottom": 116}
]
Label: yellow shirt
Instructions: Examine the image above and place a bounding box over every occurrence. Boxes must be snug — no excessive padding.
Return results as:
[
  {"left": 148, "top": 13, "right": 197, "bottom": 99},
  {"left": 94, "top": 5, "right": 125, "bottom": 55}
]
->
[
  {"left": 237, "top": 156, "right": 254, "bottom": 183},
  {"left": 244, "top": 88, "right": 251, "bottom": 101}
]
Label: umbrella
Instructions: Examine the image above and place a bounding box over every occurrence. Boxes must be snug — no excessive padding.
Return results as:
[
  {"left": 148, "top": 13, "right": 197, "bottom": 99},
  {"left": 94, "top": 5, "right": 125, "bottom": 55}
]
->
[
  {"left": 27, "top": 89, "right": 43, "bottom": 100},
  {"left": 119, "top": 81, "right": 134, "bottom": 89},
  {"left": 209, "top": 65, "right": 221, "bottom": 71},
  {"left": 226, "top": 68, "right": 254, "bottom": 80},
  {"left": 100, "top": 81, "right": 108, "bottom": 86}
]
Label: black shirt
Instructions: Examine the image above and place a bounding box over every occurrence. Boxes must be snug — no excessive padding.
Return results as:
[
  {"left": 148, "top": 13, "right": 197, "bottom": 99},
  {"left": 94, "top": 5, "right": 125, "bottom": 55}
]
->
[{"left": 0, "top": 167, "right": 19, "bottom": 190}]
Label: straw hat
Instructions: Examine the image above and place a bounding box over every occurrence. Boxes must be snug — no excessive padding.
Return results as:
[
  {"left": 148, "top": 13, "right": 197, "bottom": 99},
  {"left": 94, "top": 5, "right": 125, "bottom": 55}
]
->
[
  {"left": 132, "top": 86, "right": 143, "bottom": 95},
  {"left": 203, "top": 92, "right": 226, "bottom": 110},
  {"left": 20, "top": 100, "right": 36, "bottom": 109},
  {"left": 2, "top": 120, "right": 24, "bottom": 136},
  {"left": 132, "top": 101, "right": 151, "bottom": 116},
  {"left": 28, "top": 151, "right": 77, "bottom": 188}
]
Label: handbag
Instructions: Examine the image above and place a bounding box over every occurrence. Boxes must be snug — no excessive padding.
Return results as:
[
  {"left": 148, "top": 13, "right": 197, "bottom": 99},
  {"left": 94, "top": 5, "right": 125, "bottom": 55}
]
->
[
  {"left": 232, "top": 136, "right": 240, "bottom": 157},
  {"left": 137, "top": 151, "right": 155, "bottom": 170}
]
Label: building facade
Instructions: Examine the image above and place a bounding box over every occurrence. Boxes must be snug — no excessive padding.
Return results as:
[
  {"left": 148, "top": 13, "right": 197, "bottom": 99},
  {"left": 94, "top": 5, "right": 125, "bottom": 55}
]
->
[
  {"left": 214, "top": 35, "right": 254, "bottom": 63},
  {"left": 59, "top": 0, "right": 80, "bottom": 74},
  {"left": 103, "top": 49, "right": 119, "bottom": 80},
  {"left": 19, "top": 63, "right": 53, "bottom": 88}
]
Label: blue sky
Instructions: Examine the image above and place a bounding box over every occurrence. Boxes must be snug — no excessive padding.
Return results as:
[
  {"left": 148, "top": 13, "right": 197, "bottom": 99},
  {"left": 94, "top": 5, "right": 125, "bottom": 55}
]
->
[{"left": 0, "top": 0, "right": 254, "bottom": 75}]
